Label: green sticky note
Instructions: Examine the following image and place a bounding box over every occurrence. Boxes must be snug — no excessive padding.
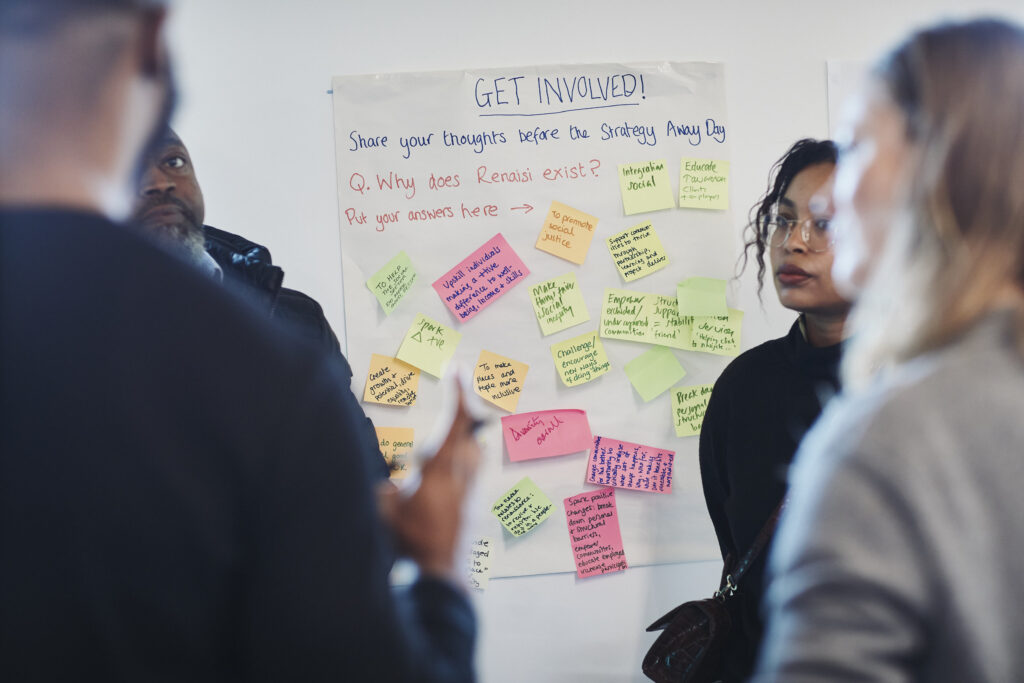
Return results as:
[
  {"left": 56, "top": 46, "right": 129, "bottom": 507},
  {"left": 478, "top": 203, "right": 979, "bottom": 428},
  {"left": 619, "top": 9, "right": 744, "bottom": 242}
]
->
[
  {"left": 366, "top": 251, "right": 417, "bottom": 314},
  {"left": 599, "top": 288, "right": 693, "bottom": 350},
  {"left": 679, "top": 158, "right": 729, "bottom": 210},
  {"left": 529, "top": 273, "right": 590, "bottom": 336},
  {"left": 491, "top": 476, "right": 555, "bottom": 537},
  {"left": 395, "top": 313, "right": 462, "bottom": 377},
  {"left": 687, "top": 308, "right": 743, "bottom": 357},
  {"left": 672, "top": 384, "right": 715, "bottom": 437},
  {"left": 606, "top": 221, "right": 669, "bottom": 282},
  {"left": 550, "top": 330, "right": 611, "bottom": 387},
  {"left": 618, "top": 160, "right": 675, "bottom": 215},
  {"left": 676, "top": 277, "right": 728, "bottom": 317},
  {"left": 624, "top": 348, "right": 687, "bottom": 402}
]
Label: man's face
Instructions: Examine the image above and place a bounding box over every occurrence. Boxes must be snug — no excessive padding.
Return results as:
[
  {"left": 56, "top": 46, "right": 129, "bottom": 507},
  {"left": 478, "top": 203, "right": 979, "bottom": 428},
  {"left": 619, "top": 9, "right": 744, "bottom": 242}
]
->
[{"left": 131, "top": 131, "right": 206, "bottom": 255}]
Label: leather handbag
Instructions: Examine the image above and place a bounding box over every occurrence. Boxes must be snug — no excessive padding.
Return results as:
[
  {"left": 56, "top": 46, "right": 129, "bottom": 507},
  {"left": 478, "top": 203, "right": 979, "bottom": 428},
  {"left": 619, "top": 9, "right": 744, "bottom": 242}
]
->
[{"left": 641, "top": 501, "right": 786, "bottom": 683}]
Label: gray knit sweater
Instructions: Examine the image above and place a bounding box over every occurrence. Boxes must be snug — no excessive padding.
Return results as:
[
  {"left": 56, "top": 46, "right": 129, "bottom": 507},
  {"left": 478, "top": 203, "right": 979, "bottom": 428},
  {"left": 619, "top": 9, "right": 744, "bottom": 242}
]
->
[{"left": 754, "top": 311, "right": 1024, "bottom": 682}]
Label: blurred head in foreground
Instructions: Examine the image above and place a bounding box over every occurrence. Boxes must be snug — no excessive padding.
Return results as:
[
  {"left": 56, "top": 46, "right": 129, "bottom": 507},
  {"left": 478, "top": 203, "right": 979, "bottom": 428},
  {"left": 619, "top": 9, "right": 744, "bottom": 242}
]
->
[{"left": 832, "top": 18, "right": 1024, "bottom": 387}]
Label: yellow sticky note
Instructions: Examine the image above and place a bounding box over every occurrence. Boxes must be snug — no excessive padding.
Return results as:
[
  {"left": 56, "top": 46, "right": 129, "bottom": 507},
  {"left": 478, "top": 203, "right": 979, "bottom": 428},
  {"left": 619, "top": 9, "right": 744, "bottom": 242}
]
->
[
  {"left": 363, "top": 354, "right": 420, "bottom": 406},
  {"left": 618, "top": 160, "right": 675, "bottom": 215},
  {"left": 395, "top": 314, "right": 462, "bottom": 378},
  {"left": 529, "top": 273, "right": 590, "bottom": 336},
  {"left": 679, "top": 158, "right": 729, "bottom": 210},
  {"left": 474, "top": 350, "right": 528, "bottom": 412},
  {"left": 606, "top": 221, "right": 669, "bottom": 282},
  {"left": 491, "top": 476, "right": 555, "bottom": 537},
  {"left": 677, "top": 277, "right": 728, "bottom": 317},
  {"left": 688, "top": 309, "right": 743, "bottom": 357},
  {"left": 672, "top": 384, "right": 715, "bottom": 437},
  {"left": 550, "top": 330, "right": 611, "bottom": 387},
  {"left": 366, "top": 251, "right": 416, "bottom": 315},
  {"left": 535, "top": 201, "right": 599, "bottom": 265},
  {"left": 624, "top": 348, "right": 687, "bottom": 402},
  {"left": 375, "top": 426, "right": 414, "bottom": 479},
  {"left": 599, "top": 288, "right": 693, "bottom": 350}
]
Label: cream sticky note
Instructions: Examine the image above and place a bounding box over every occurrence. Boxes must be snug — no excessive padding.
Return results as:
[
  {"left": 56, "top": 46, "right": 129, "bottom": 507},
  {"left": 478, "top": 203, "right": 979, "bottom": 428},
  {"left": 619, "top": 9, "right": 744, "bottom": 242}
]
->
[
  {"left": 501, "top": 409, "right": 593, "bottom": 462},
  {"left": 623, "top": 347, "right": 687, "bottom": 402},
  {"left": 363, "top": 354, "right": 420, "bottom": 406},
  {"left": 550, "top": 331, "right": 611, "bottom": 387},
  {"left": 606, "top": 221, "right": 669, "bottom": 282},
  {"left": 529, "top": 273, "right": 590, "bottom": 336},
  {"left": 586, "top": 436, "right": 674, "bottom": 493},
  {"left": 679, "top": 158, "right": 729, "bottom": 210},
  {"left": 688, "top": 309, "right": 743, "bottom": 356},
  {"left": 491, "top": 476, "right": 555, "bottom": 537},
  {"left": 366, "top": 251, "right": 417, "bottom": 314},
  {"left": 677, "top": 277, "right": 728, "bottom": 317},
  {"left": 564, "top": 487, "right": 628, "bottom": 578},
  {"left": 375, "top": 426, "right": 414, "bottom": 479},
  {"left": 395, "top": 314, "right": 462, "bottom": 377},
  {"left": 535, "top": 201, "right": 599, "bottom": 265},
  {"left": 474, "top": 350, "right": 528, "bottom": 412},
  {"left": 672, "top": 384, "right": 715, "bottom": 437},
  {"left": 618, "top": 160, "right": 675, "bottom": 215},
  {"left": 468, "top": 537, "right": 494, "bottom": 591},
  {"left": 600, "top": 288, "right": 693, "bottom": 350},
  {"left": 432, "top": 233, "right": 529, "bottom": 322}
]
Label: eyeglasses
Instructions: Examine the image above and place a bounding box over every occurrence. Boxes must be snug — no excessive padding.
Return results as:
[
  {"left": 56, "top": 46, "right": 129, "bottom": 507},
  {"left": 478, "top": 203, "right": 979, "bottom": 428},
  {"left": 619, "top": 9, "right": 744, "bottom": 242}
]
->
[{"left": 767, "top": 213, "right": 834, "bottom": 253}]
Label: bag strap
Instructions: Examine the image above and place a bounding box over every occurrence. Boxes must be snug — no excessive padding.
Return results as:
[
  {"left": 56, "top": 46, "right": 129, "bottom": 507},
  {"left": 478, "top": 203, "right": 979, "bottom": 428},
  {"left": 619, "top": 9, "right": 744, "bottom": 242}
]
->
[{"left": 714, "top": 498, "right": 786, "bottom": 601}]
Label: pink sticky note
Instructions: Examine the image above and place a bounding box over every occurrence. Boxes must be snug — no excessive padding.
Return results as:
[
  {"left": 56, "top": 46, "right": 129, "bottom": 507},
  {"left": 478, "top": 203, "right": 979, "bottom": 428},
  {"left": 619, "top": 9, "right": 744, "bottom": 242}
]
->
[
  {"left": 501, "top": 409, "right": 592, "bottom": 462},
  {"left": 564, "top": 487, "right": 628, "bottom": 578},
  {"left": 586, "top": 436, "right": 674, "bottom": 493},
  {"left": 432, "top": 233, "right": 530, "bottom": 322}
]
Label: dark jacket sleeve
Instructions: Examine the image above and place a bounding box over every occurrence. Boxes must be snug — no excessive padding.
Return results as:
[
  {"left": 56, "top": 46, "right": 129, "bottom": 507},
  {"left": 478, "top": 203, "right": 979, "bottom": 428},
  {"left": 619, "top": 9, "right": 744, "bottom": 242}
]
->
[
  {"left": 246, "top": 356, "right": 475, "bottom": 682},
  {"left": 699, "top": 378, "right": 737, "bottom": 566}
]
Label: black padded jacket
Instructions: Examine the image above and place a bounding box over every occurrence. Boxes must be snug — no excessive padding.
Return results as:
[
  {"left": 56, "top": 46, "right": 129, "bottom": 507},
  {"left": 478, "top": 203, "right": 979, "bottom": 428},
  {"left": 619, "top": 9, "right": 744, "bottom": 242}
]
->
[{"left": 204, "top": 225, "right": 388, "bottom": 478}]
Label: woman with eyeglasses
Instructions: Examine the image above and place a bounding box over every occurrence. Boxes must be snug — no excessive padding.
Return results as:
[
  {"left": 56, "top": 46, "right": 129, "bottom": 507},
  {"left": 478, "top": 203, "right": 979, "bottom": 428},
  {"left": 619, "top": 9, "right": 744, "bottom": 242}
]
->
[
  {"left": 698, "top": 138, "right": 851, "bottom": 682},
  {"left": 754, "top": 19, "right": 1024, "bottom": 682}
]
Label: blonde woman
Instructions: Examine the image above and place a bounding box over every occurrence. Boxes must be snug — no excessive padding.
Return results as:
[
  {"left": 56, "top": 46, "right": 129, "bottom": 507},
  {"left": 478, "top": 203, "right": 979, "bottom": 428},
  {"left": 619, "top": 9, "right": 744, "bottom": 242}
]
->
[{"left": 755, "top": 19, "right": 1024, "bottom": 682}]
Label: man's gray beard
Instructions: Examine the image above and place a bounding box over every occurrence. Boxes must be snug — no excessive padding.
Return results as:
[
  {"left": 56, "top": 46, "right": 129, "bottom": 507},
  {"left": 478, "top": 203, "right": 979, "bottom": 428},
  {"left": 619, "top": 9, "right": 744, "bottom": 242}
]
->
[{"left": 151, "top": 221, "right": 208, "bottom": 269}]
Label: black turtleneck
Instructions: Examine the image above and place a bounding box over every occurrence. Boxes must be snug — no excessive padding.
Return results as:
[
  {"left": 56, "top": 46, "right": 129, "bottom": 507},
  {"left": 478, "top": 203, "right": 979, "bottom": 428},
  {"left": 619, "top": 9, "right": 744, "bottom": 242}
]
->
[{"left": 698, "top": 318, "right": 841, "bottom": 683}]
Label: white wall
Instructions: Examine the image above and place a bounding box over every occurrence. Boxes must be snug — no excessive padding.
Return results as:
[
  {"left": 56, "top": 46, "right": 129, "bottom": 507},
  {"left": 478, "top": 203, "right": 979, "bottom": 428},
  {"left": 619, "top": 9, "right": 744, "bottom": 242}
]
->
[{"left": 165, "top": 2, "right": 1024, "bottom": 681}]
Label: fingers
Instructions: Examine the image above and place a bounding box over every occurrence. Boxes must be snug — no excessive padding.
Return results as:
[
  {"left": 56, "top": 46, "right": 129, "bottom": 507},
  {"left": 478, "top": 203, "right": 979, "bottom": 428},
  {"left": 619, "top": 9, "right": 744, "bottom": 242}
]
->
[
  {"left": 430, "top": 380, "right": 481, "bottom": 481},
  {"left": 376, "top": 480, "right": 400, "bottom": 529}
]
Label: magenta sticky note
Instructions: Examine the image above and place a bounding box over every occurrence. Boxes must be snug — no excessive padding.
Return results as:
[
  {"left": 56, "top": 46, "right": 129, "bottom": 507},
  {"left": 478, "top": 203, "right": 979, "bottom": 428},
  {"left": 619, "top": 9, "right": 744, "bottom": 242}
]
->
[
  {"left": 432, "top": 233, "right": 530, "bottom": 322},
  {"left": 501, "top": 409, "right": 592, "bottom": 463},
  {"left": 586, "top": 436, "right": 674, "bottom": 493},
  {"left": 564, "top": 487, "right": 628, "bottom": 578}
]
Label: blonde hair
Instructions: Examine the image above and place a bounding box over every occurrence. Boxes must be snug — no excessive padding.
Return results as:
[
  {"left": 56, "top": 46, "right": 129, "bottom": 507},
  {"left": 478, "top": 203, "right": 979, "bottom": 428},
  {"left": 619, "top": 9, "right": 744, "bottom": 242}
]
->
[{"left": 842, "top": 19, "right": 1024, "bottom": 389}]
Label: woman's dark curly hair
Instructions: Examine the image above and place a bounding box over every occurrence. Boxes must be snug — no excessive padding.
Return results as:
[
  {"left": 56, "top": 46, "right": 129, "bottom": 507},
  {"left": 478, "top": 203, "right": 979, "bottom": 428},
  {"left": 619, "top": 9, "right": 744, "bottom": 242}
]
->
[{"left": 739, "top": 138, "right": 838, "bottom": 297}]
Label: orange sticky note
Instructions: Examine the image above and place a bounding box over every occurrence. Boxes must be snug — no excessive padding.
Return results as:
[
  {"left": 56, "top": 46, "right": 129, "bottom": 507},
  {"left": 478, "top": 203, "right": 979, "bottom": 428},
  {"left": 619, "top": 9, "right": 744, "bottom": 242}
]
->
[
  {"left": 474, "top": 350, "right": 528, "bottom": 412},
  {"left": 535, "top": 201, "right": 599, "bottom": 265},
  {"left": 363, "top": 354, "right": 420, "bottom": 406},
  {"left": 375, "top": 426, "right": 414, "bottom": 479}
]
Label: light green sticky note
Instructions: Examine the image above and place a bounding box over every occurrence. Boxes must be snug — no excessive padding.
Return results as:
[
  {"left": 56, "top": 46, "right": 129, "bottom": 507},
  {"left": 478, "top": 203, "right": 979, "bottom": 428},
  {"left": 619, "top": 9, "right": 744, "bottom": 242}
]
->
[
  {"left": 679, "top": 158, "right": 729, "bottom": 210},
  {"left": 672, "top": 384, "right": 715, "bottom": 437},
  {"left": 618, "top": 160, "right": 675, "bottom": 215},
  {"left": 676, "top": 277, "right": 728, "bottom": 317},
  {"left": 687, "top": 308, "right": 744, "bottom": 357},
  {"left": 491, "top": 476, "right": 555, "bottom": 537},
  {"left": 550, "top": 330, "right": 611, "bottom": 387},
  {"left": 624, "top": 348, "right": 687, "bottom": 402},
  {"left": 529, "top": 273, "right": 590, "bottom": 336},
  {"left": 395, "top": 313, "right": 462, "bottom": 377},
  {"left": 599, "top": 288, "right": 693, "bottom": 350},
  {"left": 366, "top": 251, "right": 417, "bottom": 314},
  {"left": 606, "top": 221, "right": 669, "bottom": 282}
]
